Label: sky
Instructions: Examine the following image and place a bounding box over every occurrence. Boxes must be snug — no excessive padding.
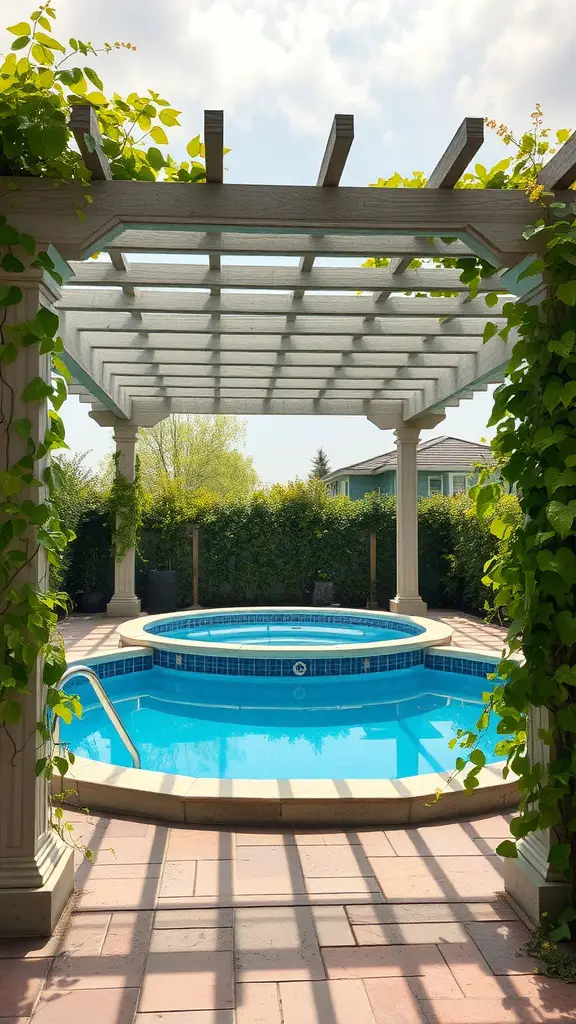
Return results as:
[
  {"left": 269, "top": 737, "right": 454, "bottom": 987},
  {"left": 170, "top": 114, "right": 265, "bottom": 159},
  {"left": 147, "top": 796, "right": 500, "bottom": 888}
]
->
[{"left": 3, "top": 0, "right": 575, "bottom": 482}]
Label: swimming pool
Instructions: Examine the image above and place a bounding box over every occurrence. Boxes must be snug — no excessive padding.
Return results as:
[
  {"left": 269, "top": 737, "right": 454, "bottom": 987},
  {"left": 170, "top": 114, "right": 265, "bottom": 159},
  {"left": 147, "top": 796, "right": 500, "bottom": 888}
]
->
[{"left": 60, "top": 650, "right": 499, "bottom": 780}]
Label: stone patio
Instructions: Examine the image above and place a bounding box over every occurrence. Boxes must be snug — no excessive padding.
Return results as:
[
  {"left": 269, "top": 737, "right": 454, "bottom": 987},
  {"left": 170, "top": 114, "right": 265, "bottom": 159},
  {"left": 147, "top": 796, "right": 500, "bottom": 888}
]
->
[{"left": 2, "top": 611, "right": 568, "bottom": 1023}]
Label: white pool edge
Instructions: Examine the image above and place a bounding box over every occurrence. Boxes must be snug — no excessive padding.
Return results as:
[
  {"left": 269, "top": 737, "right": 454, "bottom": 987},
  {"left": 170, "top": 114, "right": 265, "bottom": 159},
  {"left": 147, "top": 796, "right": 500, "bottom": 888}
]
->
[
  {"left": 58, "top": 642, "right": 518, "bottom": 825},
  {"left": 117, "top": 605, "right": 453, "bottom": 658}
]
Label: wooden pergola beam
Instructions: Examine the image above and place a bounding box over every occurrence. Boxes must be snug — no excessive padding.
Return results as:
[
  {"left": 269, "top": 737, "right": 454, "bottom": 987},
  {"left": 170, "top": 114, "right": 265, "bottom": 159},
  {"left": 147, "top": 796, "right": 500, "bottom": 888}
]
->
[
  {"left": 387, "top": 117, "right": 484, "bottom": 279},
  {"left": 539, "top": 131, "right": 576, "bottom": 190},
  {"left": 69, "top": 104, "right": 111, "bottom": 181},
  {"left": 3, "top": 177, "right": 555, "bottom": 263},
  {"left": 84, "top": 333, "right": 489, "bottom": 353}
]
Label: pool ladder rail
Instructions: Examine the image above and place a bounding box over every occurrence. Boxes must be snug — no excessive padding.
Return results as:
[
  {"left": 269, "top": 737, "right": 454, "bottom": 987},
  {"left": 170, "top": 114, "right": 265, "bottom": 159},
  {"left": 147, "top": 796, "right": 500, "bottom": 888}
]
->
[{"left": 60, "top": 665, "right": 141, "bottom": 769}]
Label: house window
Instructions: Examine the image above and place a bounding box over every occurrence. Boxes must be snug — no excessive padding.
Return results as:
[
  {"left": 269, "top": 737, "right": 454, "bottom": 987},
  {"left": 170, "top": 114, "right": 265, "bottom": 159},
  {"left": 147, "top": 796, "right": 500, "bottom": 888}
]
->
[
  {"left": 450, "top": 473, "right": 469, "bottom": 495},
  {"left": 341, "top": 478, "right": 350, "bottom": 497},
  {"left": 428, "top": 475, "right": 443, "bottom": 496}
]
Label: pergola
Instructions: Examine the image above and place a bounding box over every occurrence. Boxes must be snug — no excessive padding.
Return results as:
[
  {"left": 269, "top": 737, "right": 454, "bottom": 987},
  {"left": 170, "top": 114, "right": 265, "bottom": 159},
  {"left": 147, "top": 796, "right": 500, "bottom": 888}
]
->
[{"left": 2, "top": 107, "right": 576, "bottom": 935}]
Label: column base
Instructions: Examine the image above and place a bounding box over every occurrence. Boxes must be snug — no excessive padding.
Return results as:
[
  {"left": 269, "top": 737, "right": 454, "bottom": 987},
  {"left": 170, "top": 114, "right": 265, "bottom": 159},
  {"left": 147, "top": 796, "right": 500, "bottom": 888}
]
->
[
  {"left": 504, "top": 851, "right": 571, "bottom": 924},
  {"left": 106, "top": 594, "right": 141, "bottom": 618},
  {"left": 390, "top": 595, "right": 427, "bottom": 616},
  {"left": 0, "top": 843, "right": 74, "bottom": 937}
]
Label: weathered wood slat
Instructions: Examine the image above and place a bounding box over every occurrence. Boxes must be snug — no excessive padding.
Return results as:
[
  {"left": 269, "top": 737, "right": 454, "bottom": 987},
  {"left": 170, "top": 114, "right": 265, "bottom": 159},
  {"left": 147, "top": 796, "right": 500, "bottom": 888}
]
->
[
  {"left": 65, "top": 262, "right": 494, "bottom": 292},
  {"left": 2, "top": 177, "right": 556, "bottom": 261},
  {"left": 93, "top": 361, "right": 452, "bottom": 378},
  {"left": 68, "top": 311, "right": 498, "bottom": 336},
  {"left": 69, "top": 104, "right": 111, "bottom": 181},
  {"left": 58, "top": 290, "right": 503, "bottom": 318},
  {"left": 85, "top": 333, "right": 485, "bottom": 353},
  {"left": 298, "top": 113, "right": 354, "bottom": 280},
  {"left": 539, "top": 131, "right": 576, "bottom": 189},
  {"left": 111, "top": 376, "right": 427, "bottom": 393}
]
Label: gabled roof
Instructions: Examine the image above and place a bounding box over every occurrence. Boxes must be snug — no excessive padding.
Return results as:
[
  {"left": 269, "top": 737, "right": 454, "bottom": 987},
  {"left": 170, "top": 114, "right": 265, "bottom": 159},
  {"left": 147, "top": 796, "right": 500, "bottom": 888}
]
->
[{"left": 324, "top": 436, "right": 493, "bottom": 480}]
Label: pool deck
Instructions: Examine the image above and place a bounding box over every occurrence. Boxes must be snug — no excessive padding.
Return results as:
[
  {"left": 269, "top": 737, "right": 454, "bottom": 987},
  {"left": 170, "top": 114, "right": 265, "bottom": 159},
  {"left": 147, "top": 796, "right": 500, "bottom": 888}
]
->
[{"left": 4, "top": 612, "right": 567, "bottom": 1024}]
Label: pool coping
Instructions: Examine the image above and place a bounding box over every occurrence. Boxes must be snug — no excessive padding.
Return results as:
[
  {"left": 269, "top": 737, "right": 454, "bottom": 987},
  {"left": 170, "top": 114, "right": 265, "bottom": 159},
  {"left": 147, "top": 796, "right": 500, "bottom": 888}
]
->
[
  {"left": 57, "top": 643, "right": 518, "bottom": 825},
  {"left": 117, "top": 606, "right": 453, "bottom": 659}
]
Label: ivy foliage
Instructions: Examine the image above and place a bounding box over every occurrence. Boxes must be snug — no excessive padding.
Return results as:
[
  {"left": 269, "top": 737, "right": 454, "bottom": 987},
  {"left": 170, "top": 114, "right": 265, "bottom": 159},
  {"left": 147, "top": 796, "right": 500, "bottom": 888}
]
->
[{"left": 0, "top": 2, "right": 210, "bottom": 832}]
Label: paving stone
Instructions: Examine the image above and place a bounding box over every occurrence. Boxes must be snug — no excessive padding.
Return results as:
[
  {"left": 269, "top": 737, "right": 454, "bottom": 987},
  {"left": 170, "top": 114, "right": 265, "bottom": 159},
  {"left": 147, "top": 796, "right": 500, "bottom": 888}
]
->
[
  {"left": 323, "top": 944, "right": 447, "bottom": 979},
  {"left": 418, "top": 996, "right": 576, "bottom": 1023},
  {"left": 364, "top": 978, "right": 429, "bottom": 1023},
  {"left": 294, "top": 832, "right": 328, "bottom": 846},
  {"left": 167, "top": 829, "right": 234, "bottom": 860},
  {"left": 311, "top": 906, "right": 355, "bottom": 946},
  {"left": 235, "top": 982, "right": 282, "bottom": 1023},
  {"left": 323, "top": 831, "right": 395, "bottom": 856},
  {"left": 139, "top": 950, "right": 234, "bottom": 1012},
  {"left": 347, "top": 903, "right": 516, "bottom": 926},
  {"left": 384, "top": 825, "right": 482, "bottom": 858},
  {"left": 235, "top": 845, "right": 305, "bottom": 895},
  {"left": 99, "top": 819, "right": 150, "bottom": 838},
  {"left": 157, "top": 890, "right": 384, "bottom": 909},
  {"left": 298, "top": 845, "right": 373, "bottom": 878},
  {"left": 135, "top": 1012, "right": 234, "bottom": 1023},
  {"left": 370, "top": 856, "right": 503, "bottom": 902},
  {"left": 53, "top": 913, "right": 110, "bottom": 957},
  {"left": 149, "top": 928, "right": 233, "bottom": 952},
  {"left": 236, "top": 831, "right": 296, "bottom": 846},
  {"left": 234, "top": 907, "right": 324, "bottom": 982},
  {"left": 0, "top": 958, "right": 51, "bottom": 1016},
  {"left": 32, "top": 987, "right": 139, "bottom": 1024},
  {"left": 159, "top": 861, "right": 197, "bottom": 898},
  {"left": 280, "top": 979, "right": 377, "bottom": 1023},
  {"left": 437, "top": 940, "right": 501, "bottom": 998},
  {"left": 83, "top": 863, "right": 162, "bottom": 880},
  {"left": 194, "top": 860, "right": 235, "bottom": 897},
  {"left": 464, "top": 815, "right": 513, "bottom": 839},
  {"left": 353, "top": 923, "right": 470, "bottom": 946},
  {"left": 76, "top": 876, "right": 159, "bottom": 911},
  {"left": 47, "top": 911, "right": 152, "bottom": 990},
  {"left": 464, "top": 921, "right": 534, "bottom": 975},
  {"left": 154, "top": 909, "right": 233, "bottom": 929},
  {"left": 472, "top": 837, "right": 502, "bottom": 856},
  {"left": 93, "top": 833, "right": 167, "bottom": 865},
  {"left": 305, "top": 876, "right": 380, "bottom": 895}
]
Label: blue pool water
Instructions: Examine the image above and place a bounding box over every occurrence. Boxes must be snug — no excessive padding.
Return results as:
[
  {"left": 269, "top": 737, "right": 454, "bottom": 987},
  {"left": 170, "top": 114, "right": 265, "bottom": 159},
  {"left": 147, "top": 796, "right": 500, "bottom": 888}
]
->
[
  {"left": 144, "top": 611, "right": 424, "bottom": 646},
  {"left": 60, "top": 665, "right": 498, "bottom": 780}
]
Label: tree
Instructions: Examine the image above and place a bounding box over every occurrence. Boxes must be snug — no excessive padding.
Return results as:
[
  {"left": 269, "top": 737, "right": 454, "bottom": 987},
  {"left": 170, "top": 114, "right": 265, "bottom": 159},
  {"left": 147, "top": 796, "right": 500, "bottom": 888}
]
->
[
  {"left": 137, "top": 414, "right": 258, "bottom": 500},
  {"left": 309, "top": 447, "right": 331, "bottom": 480}
]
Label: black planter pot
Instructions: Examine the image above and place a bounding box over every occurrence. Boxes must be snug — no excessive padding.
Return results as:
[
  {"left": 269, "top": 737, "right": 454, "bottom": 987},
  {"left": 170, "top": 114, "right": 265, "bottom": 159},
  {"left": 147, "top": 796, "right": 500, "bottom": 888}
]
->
[
  {"left": 147, "top": 569, "right": 177, "bottom": 614},
  {"left": 312, "top": 581, "right": 334, "bottom": 606},
  {"left": 77, "top": 591, "right": 106, "bottom": 614}
]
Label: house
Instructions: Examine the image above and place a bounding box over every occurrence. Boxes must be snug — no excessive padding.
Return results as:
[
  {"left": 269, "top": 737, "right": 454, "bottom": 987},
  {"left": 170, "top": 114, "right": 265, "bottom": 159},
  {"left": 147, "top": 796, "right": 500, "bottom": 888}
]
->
[{"left": 324, "top": 436, "right": 494, "bottom": 500}]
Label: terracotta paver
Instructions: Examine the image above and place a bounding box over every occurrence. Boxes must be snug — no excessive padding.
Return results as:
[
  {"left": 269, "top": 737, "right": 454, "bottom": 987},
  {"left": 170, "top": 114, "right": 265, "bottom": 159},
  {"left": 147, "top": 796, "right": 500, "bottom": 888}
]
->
[
  {"left": 385, "top": 825, "right": 482, "bottom": 858},
  {"left": 304, "top": 875, "right": 380, "bottom": 895},
  {"left": 234, "top": 907, "right": 324, "bottom": 982},
  {"left": 370, "top": 855, "right": 504, "bottom": 902},
  {"left": 167, "top": 829, "right": 234, "bottom": 860},
  {"left": 76, "top": 876, "right": 160, "bottom": 911},
  {"left": 0, "top": 958, "right": 51, "bottom": 1016},
  {"left": 235, "top": 981, "right": 282, "bottom": 1023},
  {"left": 418, "top": 996, "right": 576, "bottom": 1022},
  {"left": 32, "top": 987, "right": 139, "bottom": 1024},
  {"left": 47, "top": 911, "right": 152, "bottom": 990},
  {"left": 135, "top": 1012, "right": 235, "bottom": 1023},
  {"left": 310, "top": 906, "right": 355, "bottom": 946},
  {"left": 347, "top": 902, "right": 516, "bottom": 925},
  {"left": 280, "top": 978, "right": 377, "bottom": 1023},
  {"left": 298, "top": 844, "right": 372, "bottom": 878},
  {"left": 139, "top": 950, "right": 234, "bottom": 1012},
  {"left": 463, "top": 921, "right": 534, "bottom": 976},
  {"left": 364, "top": 978, "right": 429, "bottom": 1023},
  {"left": 159, "top": 861, "right": 197, "bottom": 898},
  {"left": 149, "top": 928, "right": 233, "bottom": 952},
  {"left": 323, "top": 944, "right": 449, "bottom": 979},
  {"left": 236, "top": 830, "right": 296, "bottom": 846},
  {"left": 353, "top": 923, "right": 470, "bottom": 946},
  {"left": 234, "top": 845, "right": 305, "bottom": 896},
  {"left": 153, "top": 909, "right": 233, "bottom": 929},
  {"left": 91, "top": 832, "right": 167, "bottom": 865}
]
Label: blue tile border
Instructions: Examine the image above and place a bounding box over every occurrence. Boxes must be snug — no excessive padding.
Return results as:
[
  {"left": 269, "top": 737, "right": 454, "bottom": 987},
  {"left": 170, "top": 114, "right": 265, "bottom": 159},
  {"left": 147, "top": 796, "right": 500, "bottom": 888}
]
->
[
  {"left": 67, "top": 650, "right": 499, "bottom": 683},
  {"left": 145, "top": 610, "right": 424, "bottom": 638}
]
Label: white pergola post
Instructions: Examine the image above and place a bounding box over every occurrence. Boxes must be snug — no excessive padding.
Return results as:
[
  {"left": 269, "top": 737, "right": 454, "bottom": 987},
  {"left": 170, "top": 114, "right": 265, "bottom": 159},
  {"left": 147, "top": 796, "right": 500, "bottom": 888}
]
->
[
  {"left": 389, "top": 424, "right": 427, "bottom": 616},
  {"left": 106, "top": 422, "right": 141, "bottom": 618},
  {"left": 504, "top": 706, "right": 570, "bottom": 921},
  {"left": 0, "top": 272, "right": 74, "bottom": 936}
]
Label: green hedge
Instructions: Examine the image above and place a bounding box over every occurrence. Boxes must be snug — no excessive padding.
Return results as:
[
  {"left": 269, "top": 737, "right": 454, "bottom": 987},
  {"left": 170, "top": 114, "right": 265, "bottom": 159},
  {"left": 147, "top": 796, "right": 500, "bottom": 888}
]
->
[{"left": 61, "top": 485, "right": 520, "bottom": 617}]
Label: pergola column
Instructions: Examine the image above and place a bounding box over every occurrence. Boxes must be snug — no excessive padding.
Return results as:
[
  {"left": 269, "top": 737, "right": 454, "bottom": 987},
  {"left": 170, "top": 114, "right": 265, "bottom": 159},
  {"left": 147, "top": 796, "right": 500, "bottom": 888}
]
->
[
  {"left": 0, "top": 272, "right": 74, "bottom": 935},
  {"left": 504, "top": 706, "right": 570, "bottom": 921},
  {"left": 389, "top": 424, "right": 427, "bottom": 616},
  {"left": 107, "top": 422, "right": 141, "bottom": 618}
]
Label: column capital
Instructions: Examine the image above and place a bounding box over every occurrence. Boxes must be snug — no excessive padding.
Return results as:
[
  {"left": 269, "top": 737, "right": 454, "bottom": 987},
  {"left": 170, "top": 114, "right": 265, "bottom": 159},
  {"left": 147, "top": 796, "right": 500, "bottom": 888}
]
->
[
  {"left": 394, "top": 424, "right": 421, "bottom": 444},
  {"left": 112, "top": 422, "right": 139, "bottom": 444}
]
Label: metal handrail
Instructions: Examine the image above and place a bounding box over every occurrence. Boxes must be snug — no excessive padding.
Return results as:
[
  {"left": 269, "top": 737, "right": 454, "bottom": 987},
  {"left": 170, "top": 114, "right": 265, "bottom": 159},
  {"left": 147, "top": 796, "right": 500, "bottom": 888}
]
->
[{"left": 60, "top": 665, "right": 141, "bottom": 769}]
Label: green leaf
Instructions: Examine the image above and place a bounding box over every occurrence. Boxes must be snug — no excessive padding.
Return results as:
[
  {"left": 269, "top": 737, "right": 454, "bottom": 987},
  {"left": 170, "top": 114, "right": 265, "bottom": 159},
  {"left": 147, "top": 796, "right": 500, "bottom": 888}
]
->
[
  {"left": 537, "top": 547, "right": 576, "bottom": 582},
  {"left": 21, "top": 377, "right": 53, "bottom": 403},
  {"left": 542, "top": 377, "right": 565, "bottom": 413},
  {"left": 1, "top": 253, "right": 25, "bottom": 274},
  {"left": 34, "top": 306, "right": 59, "bottom": 337},
  {"left": 52, "top": 703, "right": 72, "bottom": 725},
  {"left": 484, "top": 292, "right": 499, "bottom": 308},
  {"left": 13, "top": 418, "right": 32, "bottom": 439},
  {"left": 557, "top": 280, "right": 576, "bottom": 305},
  {"left": 483, "top": 321, "right": 498, "bottom": 343},
  {"left": 150, "top": 125, "right": 168, "bottom": 145},
  {"left": 0, "top": 285, "right": 23, "bottom": 306},
  {"left": 556, "top": 705, "right": 576, "bottom": 733},
  {"left": 7, "top": 21, "right": 31, "bottom": 34},
  {"left": 546, "top": 500, "right": 576, "bottom": 539},
  {"left": 11, "top": 36, "right": 30, "bottom": 51},
  {"left": 555, "top": 611, "right": 576, "bottom": 647},
  {"left": 495, "top": 840, "right": 518, "bottom": 858},
  {"left": 159, "top": 109, "right": 180, "bottom": 127},
  {"left": 186, "top": 135, "right": 201, "bottom": 159},
  {"left": 548, "top": 843, "right": 571, "bottom": 874},
  {"left": 146, "top": 147, "right": 165, "bottom": 171},
  {"left": 84, "top": 66, "right": 104, "bottom": 90}
]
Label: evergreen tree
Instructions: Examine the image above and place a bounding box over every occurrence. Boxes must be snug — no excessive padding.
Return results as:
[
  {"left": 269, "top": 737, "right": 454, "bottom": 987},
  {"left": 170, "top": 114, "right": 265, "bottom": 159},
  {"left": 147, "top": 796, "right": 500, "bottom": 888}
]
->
[{"left": 309, "top": 447, "right": 331, "bottom": 480}]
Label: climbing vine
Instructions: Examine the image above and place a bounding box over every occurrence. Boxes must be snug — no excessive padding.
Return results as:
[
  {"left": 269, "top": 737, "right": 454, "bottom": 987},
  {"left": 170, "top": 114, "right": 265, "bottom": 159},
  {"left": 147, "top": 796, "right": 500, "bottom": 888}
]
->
[
  {"left": 0, "top": 3, "right": 208, "bottom": 816},
  {"left": 109, "top": 452, "right": 143, "bottom": 561}
]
